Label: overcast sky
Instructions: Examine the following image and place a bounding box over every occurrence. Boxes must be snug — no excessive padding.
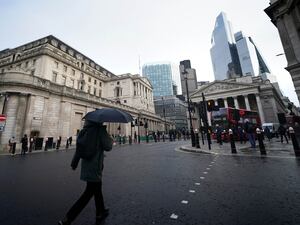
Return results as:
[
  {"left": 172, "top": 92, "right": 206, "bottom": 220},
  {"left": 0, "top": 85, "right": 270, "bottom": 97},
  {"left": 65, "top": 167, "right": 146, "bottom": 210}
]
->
[{"left": 1, "top": 0, "right": 298, "bottom": 105}]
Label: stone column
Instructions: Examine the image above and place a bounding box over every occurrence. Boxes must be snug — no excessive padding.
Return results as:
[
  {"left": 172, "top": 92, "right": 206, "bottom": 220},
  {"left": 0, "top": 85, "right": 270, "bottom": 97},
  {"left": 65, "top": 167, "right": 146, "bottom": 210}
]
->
[
  {"left": 244, "top": 95, "right": 251, "bottom": 110},
  {"left": 224, "top": 98, "right": 228, "bottom": 108},
  {"left": 234, "top": 97, "right": 239, "bottom": 109},
  {"left": 255, "top": 94, "right": 265, "bottom": 124}
]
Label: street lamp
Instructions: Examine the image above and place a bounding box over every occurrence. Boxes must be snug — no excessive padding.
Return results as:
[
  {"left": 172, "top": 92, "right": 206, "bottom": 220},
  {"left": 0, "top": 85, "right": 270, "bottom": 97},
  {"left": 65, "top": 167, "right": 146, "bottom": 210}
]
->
[
  {"left": 182, "top": 70, "right": 196, "bottom": 147},
  {"left": 161, "top": 96, "right": 167, "bottom": 133}
]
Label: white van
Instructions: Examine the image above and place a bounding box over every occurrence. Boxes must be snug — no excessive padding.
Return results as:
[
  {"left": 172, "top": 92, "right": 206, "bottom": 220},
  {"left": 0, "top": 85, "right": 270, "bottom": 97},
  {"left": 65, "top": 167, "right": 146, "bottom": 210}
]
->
[{"left": 262, "top": 123, "right": 280, "bottom": 136}]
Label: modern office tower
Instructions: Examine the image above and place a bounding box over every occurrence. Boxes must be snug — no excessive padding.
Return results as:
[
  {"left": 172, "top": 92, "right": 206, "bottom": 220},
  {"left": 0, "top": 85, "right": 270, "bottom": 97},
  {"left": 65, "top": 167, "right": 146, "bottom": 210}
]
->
[
  {"left": 179, "top": 60, "right": 198, "bottom": 96},
  {"left": 235, "top": 31, "right": 271, "bottom": 76},
  {"left": 142, "top": 62, "right": 181, "bottom": 97},
  {"left": 210, "top": 12, "right": 242, "bottom": 80},
  {"left": 154, "top": 95, "right": 188, "bottom": 130}
]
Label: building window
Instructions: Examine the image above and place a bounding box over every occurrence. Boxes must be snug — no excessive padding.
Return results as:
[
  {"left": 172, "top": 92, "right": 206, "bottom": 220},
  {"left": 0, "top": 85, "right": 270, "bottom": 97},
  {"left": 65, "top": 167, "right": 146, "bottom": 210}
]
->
[
  {"left": 80, "top": 73, "right": 84, "bottom": 79},
  {"left": 94, "top": 80, "right": 97, "bottom": 85},
  {"left": 52, "top": 72, "right": 57, "bottom": 82},
  {"left": 64, "top": 65, "right": 67, "bottom": 72},
  {"left": 31, "top": 70, "right": 35, "bottom": 75},
  {"left": 115, "top": 87, "right": 122, "bottom": 97},
  {"left": 124, "top": 100, "right": 127, "bottom": 103},
  {"left": 88, "top": 77, "right": 91, "bottom": 82},
  {"left": 88, "top": 86, "right": 91, "bottom": 93},
  {"left": 71, "top": 79, "right": 74, "bottom": 88},
  {"left": 99, "top": 82, "right": 102, "bottom": 87},
  {"left": 62, "top": 76, "right": 66, "bottom": 85},
  {"left": 72, "top": 69, "right": 75, "bottom": 76},
  {"left": 117, "top": 81, "right": 120, "bottom": 85},
  {"left": 25, "top": 61, "right": 29, "bottom": 68},
  {"left": 33, "top": 59, "right": 36, "bottom": 66},
  {"left": 99, "top": 89, "right": 102, "bottom": 97},
  {"left": 54, "top": 61, "right": 58, "bottom": 68},
  {"left": 94, "top": 88, "right": 97, "bottom": 95}
]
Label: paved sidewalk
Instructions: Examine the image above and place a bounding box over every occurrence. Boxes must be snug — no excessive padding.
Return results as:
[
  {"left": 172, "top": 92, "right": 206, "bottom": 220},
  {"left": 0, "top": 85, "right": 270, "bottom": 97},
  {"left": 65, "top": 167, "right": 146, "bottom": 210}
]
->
[{"left": 180, "top": 139, "right": 297, "bottom": 158}]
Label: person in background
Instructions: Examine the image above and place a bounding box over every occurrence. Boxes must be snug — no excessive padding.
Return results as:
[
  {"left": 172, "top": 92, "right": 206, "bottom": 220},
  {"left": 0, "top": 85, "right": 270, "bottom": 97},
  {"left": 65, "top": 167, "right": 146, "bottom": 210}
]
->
[{"left": 21, "top": 134, "right": 28, "bottom": 155}]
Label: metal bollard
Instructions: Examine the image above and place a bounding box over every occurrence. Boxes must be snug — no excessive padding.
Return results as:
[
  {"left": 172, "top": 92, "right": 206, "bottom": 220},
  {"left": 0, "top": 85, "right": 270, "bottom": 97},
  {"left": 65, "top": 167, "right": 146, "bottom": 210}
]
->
[
  {"left": 229, "top": 129, "right": 237, "bottom": 154},
  {"left": 256, "top": 128, "right": 266, "bottom": 155},
  {"left": 289, "top": 127, "right": 300, "bottom": 157},
  {"left": 195, "top": 129, "right": 200, "bottom": 149}
]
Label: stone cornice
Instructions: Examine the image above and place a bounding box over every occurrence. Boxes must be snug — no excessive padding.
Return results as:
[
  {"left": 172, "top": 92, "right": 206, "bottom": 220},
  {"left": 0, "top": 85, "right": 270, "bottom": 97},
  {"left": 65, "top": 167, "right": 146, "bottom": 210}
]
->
[
  {"left": 265, "top": 0, "right": 297, "bottom": 24},
  {"left": 0, "top": 72, "right": 163, "bottom": 121},
  {"left": 0, "top": 35, "right": 116, "bottom": 78}
]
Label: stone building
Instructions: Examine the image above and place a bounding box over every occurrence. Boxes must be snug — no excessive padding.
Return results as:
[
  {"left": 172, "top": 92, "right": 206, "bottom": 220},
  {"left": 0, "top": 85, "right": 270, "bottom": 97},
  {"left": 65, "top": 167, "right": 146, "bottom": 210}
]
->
[
  {"left": 265, "top": 0, "right": 300, "bottom": 103},
  {"left": 0, "top": 35, "right": 168, "bottom": 151},
  {"left": 190, "top": 75, "right": 287, "bottom": 127}
]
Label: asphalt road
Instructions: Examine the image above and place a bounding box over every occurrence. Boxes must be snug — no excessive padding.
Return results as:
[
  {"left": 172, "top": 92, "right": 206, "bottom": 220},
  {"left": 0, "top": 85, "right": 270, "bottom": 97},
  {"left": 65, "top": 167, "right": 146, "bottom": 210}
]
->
[{"left": 0, "top": 140, "right": 300, "bottom": 225}]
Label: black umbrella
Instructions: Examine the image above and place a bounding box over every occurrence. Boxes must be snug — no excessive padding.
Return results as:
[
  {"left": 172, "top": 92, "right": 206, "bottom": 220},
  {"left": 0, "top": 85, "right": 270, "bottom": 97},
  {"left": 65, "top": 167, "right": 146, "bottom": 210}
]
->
[{"left": 83, "top": 108, "right": 134, "bottom": 123}]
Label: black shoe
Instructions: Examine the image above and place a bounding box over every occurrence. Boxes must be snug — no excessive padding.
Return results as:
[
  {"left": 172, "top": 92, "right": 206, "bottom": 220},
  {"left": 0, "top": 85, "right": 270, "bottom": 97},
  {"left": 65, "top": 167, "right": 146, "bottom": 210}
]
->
[{"left": 96, "top": 208, "right": 109, "bottom": 221}]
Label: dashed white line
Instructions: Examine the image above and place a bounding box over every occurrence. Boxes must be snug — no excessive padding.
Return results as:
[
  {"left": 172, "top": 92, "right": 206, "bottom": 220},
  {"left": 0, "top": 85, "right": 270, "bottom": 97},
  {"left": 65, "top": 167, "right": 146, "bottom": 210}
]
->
[
  {"left": 181, "top": 200, "right": 189, "bottom": 204},
  {"left": 200, "top": 177, "right": 205, "bottom": 179},
  {"left": 206, "top": 168, "right": 210, "bottom": 170},
  {"left": 203, "top": 171, "right": 208, "bottom": 174},
  {"left": 170, "top": 213, "right": 178, "bottom": 219},
  {"left": 195, "top": 183, "right": 200, "bottom": 185},
  {"left": 189, "top": 190, "right": 196, "bottom": 193}
]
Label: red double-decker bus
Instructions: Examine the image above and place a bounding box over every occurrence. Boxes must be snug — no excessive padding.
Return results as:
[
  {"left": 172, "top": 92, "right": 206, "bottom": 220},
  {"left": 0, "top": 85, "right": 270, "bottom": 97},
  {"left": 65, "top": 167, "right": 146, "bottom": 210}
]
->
[{"left": 211, "top": 107, "right": 261, "bottom": 141}]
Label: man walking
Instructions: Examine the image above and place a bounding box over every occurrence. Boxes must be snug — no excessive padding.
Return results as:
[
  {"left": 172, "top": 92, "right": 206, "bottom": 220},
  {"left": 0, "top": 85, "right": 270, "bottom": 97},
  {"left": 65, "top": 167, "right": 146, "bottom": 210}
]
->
[
  {"left": 244, "top": 119, "right": 256, "bottom": 148},
  {"left": 9, "top": 136, "right": 17, "bottom": 155},
  {"left": 58, "top": 121, "right": 113, "bottom": 225},
  {"left": 21, "top": 134, "right": 28, "bottom": 155}
]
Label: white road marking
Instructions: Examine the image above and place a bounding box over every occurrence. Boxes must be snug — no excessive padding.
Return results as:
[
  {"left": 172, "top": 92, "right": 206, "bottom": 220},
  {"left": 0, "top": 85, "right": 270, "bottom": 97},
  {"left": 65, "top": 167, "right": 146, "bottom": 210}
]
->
[
  {"left": 181, "top": 200, "right": 188, "bottom": 204},
  {"left": 211, "top": 162, "right": 215, "bottom": 164},
  {"left": 206, "top": 168, "right": 210, "bottom": 170},
  {"left": 200, "top": 177, "right": 205, "bottom": 179},
  {"left": 195, "top": 183, "right": 200, "bottom": 185},
  {"left": 170, "top": 213, "right": 178, "bottom": 219},
  {"left": 189, "top": 190, "right": 196, "bottom": 193},
  {"left": 203, "top": 171, "right": 208, "bottom": 174}
]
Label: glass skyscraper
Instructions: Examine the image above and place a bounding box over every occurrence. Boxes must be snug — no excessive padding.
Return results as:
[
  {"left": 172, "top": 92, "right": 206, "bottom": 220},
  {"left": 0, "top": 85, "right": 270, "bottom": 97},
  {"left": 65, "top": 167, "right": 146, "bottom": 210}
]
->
[
  {"left": 235, "top": 31, "right": 271, "bottom": 76},
  {"left": 142, "top": 62, "right": 180, "bottom": 97},
  {"left": 211, "top": 12, "right": 271, "bottom": 80},
  {"left": 210, "top": 12, "right": 242, "bottom": 80}
]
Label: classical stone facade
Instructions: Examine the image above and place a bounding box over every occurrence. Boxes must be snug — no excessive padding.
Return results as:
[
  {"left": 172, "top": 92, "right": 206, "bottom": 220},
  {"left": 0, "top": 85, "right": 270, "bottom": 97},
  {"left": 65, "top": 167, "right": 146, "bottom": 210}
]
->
[
  {"left": 190, "top": 75, "right": 287, "bottom": 127},
  {"left": 265, "top": 0, "right": 300, "bottom": 103},
  {"left": 0, "top": 35, "right": 168, "bottom": 151}
]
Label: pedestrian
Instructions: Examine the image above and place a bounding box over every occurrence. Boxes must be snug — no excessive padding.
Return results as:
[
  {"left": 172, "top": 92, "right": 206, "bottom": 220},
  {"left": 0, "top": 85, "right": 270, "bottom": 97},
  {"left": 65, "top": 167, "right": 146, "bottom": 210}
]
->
[
  {"left": 215, "top": 124, "right": 223, "bottom": 145},
  {"left": 238, "top": 126, "right": 245, "bottom": 144},
  {"left": 69, "top": 136, "right": 73, "bottom": 146},
  {"left": 29, "top": 136, "right": 35, "bottom": 152},
  {"left": 56, "top": 136, "right": 62, "bottom": 150},
  {"left": 58, "top": 121, "right": 113, "bottom": 225},
  {"left": 157, "top": 130, "right": 160, "bottom": 142},
  {"left": 244, "top": 119, "right": 256, "bottom": 148},
  {"left": 278, "top": 124, "right": 288, "bottom": 144},
  {"left": 9, "top": 136, "right": 17, "bottom": 155},
  {"left": 264, "top": 126, "right": 272, "bottom": 142},
  {"left": 21, "top": 134, "right": 28, "bottom": 155},
  {"left": 134, "top": 131, "right": 137, "bottom": 143}
]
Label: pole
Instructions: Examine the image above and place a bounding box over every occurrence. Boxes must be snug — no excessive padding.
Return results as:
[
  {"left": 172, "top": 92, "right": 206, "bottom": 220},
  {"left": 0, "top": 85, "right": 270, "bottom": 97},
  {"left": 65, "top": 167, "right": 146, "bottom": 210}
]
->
[
  {"left": 256, "top": 128, "right": 266, "bottom": 155},
  {"left": 202, "top": 93, "right": 211, "bottom": 150},
  {"left": 184, "top": 71, "right": 195, "bottom": 147},
  {"left": 229, "top": 129, "right": 237, "bottom": 154},
  {"left": 197, "top": 103, "right": 205, "bottom": 145}
]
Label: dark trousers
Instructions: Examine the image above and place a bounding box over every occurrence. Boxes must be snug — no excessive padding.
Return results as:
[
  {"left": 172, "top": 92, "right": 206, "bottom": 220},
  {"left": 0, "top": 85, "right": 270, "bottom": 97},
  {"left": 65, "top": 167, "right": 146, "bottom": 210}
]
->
[
  {"left": 280, "top": 134, "right": 288, "bottom": 143},
  {"left": 66, "top": 182, "right": 105, "bottom": 222}
]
